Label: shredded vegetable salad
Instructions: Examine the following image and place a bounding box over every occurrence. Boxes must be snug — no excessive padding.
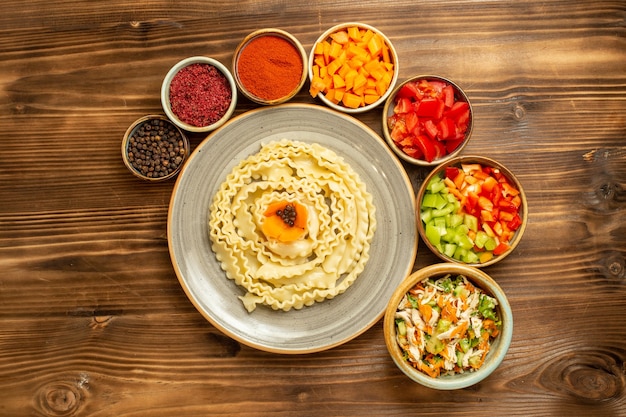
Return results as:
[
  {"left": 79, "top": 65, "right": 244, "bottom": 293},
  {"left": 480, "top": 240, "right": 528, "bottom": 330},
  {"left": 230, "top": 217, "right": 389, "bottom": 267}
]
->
[{"left": 394, "top": 274, "right": 501, "bottom": 378}]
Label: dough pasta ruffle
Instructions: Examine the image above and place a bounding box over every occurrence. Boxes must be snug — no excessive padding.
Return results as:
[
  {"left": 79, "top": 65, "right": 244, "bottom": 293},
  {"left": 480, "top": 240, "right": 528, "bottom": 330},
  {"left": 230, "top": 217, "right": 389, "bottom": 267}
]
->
[{"left": 208, "top": 139, "right": 376, "bottom": 312}]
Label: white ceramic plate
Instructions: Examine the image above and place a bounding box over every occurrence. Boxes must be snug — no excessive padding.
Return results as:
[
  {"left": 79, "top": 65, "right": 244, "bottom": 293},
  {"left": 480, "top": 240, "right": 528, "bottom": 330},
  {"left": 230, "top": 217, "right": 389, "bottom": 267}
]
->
[{"left": 168, "top": 103, "right": 417, "bottom": 353}]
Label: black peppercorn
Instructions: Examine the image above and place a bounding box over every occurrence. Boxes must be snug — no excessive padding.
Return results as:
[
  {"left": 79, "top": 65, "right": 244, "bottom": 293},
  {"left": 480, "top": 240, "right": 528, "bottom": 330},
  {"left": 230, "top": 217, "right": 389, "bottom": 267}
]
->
[
  {"left": 125, "top": 117, "right": 187, "bottom": 180},
  {"left": 276, "top": 203, "right": 297, "bottom": 227}
]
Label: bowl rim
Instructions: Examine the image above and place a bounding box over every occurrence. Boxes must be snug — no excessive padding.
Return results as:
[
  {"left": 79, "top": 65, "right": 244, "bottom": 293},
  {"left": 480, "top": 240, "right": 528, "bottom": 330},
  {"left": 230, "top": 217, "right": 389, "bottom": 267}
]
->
[
  {"left": 232, "top": 28, "right": 308, "bottom": 105},
  {"left": 383, "top": 263, "right": 513, "bottom": 390},
  {"left": 382, "top": 74, "right": 473, "bottom": 166},
  {"left": 121, "top": 114, "right": 190, "bottom": 182},
  {"left": 160, "top": 56, "right": 238, "bottom": 133},
  {"left": 416, "top": 155, "right": 528, "bottom": 267},
  {"left": 307, "top": 21, "right": 399, "bottom": 114}
]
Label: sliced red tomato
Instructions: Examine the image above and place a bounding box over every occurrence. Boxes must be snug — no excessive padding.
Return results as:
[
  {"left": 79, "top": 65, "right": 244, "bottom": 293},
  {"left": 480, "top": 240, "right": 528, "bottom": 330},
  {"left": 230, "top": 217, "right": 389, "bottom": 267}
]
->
[
  {"left": 404, "top": 146, "right": 424, "bottom": 160},
  {"left": 445, "top": 137, "right": 464, "bottom": 154},
  {"left": 456, "top": 109, "right": 470, "bottom": 130},
  {"left": 489, "top": 183, "right": 502, "bottom": 206},
  {"left": 389, "top": 117, "right": 407, "bottom": 143},
  {"left": 423, "top": 119, "right": 439, "bottom": 140},
  {"left": 445, "top": 101, "right": 469, "bottom": 119},
  {"left": 416, "top": 98, "right": 444, "bottom": 119},
  {"left": 437, "top": 117, "right": 456, "bottom": 140},
  {"left": 387, "top": 78, "right": 471, "bottom": 162},
  {"left": 427, "top": 80, "right": 447, "bottom": 93},
  {"left": 396, "top": 82, "right": 423, "bottom": 100},
  {"left": 394, "top": 97, "right": 413, "bottom": 114},
  {"left": 414, "top": 135, "right": 437, "bottom": 163},
  {"left": 404, "top": 112, "right": 419, "bottom": 134},
  {"left": 398, "top": 136, "right": 414, "bottom": 147},
  {"left": 442, "top": 85, "right": 455, "bottom": 108},
  {"left": 432, "top": 140, "right": 446, "bottom": 160}
]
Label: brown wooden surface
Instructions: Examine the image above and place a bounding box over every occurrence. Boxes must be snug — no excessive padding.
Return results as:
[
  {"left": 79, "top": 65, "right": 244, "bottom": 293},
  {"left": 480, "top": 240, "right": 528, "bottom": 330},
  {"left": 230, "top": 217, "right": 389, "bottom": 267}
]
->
[{"left": 1, "top": 1, "right": 625, "bottom": 416}]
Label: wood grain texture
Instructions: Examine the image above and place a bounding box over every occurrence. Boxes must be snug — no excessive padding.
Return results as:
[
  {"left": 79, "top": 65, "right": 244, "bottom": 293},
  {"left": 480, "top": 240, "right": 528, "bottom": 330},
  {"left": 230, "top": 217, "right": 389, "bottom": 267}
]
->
[{"left": 1, "top": 0, "right": 625, "bottom": 416}]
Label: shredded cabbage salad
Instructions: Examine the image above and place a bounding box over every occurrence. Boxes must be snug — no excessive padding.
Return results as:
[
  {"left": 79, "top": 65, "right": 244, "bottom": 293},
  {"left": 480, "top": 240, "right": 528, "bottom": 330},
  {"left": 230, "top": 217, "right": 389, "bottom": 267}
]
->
[{"left": 394, "top": 273, "right": 501, "bottom": 378}]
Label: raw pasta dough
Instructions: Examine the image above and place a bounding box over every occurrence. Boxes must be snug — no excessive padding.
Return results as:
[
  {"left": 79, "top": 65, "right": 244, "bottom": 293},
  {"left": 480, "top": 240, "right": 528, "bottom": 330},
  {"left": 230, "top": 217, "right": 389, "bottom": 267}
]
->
[{"left": 208, "top": 139, "right": 376, "bottom": 312}]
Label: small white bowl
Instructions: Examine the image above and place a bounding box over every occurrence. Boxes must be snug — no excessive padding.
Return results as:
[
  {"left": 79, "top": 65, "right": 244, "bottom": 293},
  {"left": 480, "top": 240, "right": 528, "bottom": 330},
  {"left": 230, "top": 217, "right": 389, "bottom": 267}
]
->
[
  {"left": 161, "top": 56, "right": 237, "bottom": 133},
  {"left": 308, "top": 22, "right": 399, "bottom": 114}
]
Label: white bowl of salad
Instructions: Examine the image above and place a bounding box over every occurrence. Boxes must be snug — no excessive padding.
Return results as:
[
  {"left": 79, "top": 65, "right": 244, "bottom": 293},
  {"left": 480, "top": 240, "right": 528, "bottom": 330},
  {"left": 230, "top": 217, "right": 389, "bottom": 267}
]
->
[{"left": 383, "top": 263, "right": 513, "bottom": 390}]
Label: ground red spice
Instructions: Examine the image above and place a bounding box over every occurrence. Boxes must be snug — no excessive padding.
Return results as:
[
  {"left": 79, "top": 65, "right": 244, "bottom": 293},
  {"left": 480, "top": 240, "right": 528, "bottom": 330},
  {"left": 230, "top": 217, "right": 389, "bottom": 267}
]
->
[
  {"left": 169, "top": 63, "right": 232, "bottom": 127},
  {"left": 237, "top": 35, "right": 303, "bottom": 101}
]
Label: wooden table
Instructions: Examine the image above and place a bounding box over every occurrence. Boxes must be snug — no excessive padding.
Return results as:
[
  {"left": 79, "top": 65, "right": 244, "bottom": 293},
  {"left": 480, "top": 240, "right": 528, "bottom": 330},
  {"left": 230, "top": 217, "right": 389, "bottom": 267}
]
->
[{"left": 2, "top": 1, "right": 625, "bottom": 416}]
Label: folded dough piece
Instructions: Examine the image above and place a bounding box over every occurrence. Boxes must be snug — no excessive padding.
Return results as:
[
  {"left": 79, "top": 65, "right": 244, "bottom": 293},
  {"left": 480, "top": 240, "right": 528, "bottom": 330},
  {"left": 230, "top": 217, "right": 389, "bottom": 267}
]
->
[{"left": 209, "top": 139, "right": 376, "bottom": 312}]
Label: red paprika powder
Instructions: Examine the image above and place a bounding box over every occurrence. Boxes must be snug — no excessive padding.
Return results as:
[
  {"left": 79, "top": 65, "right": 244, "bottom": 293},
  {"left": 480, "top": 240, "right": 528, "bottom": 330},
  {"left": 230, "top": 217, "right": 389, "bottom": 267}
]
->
[{"left": 236, "top": 35, "right": 304, "bottom": 102}]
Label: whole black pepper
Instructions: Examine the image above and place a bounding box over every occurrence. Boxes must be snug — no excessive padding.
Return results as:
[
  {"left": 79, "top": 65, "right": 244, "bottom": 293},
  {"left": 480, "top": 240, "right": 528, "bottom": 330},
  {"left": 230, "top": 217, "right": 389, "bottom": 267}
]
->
[
  {"left": 276, "top": 203, "right": 297, "bottom": 227},
  {"left": 126, "top": 118, "right": 187, "bottom": 179}
]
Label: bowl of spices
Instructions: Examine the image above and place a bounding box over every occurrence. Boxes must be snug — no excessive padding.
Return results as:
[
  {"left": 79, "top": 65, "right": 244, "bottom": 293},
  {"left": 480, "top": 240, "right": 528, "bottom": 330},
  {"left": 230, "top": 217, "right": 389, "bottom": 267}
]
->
[
  {"left": 161, "top": 56, "right": 237, "bottom": 133},
  {"left": 233, "top": 28, "right": 308, "bottom": 105},
  {"left": 121, "top": 115, "right": 189, "bottom": 181},
  {"left": 308, "top": 22, "right": 399, "bottom": 113}
]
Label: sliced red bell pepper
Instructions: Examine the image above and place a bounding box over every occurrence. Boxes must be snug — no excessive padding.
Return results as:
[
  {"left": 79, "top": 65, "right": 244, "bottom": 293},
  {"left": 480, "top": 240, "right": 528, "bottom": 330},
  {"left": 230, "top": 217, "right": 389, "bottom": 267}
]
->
[
  {"left": 492, "top": 242, "right": 510, "bottom": 256},
  {"left": 508, "top": 214, "right": 523, "bottom": 231},
  {"left": 498, "top": 199, "right": 518, "bottom": 212},
  {"left": 445, "top": 166, "right": 460, "bottom": 180},
  {"left": 502, "top": 182, "right": 520, "bottom": 197}
]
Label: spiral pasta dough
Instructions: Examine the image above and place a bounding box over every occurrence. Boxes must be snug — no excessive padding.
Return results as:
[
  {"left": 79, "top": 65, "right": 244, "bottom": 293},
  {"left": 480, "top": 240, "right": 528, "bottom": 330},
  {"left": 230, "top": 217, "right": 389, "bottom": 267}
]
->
[{"left": 208, "top": 139, "right": 376, "bottom": 312}]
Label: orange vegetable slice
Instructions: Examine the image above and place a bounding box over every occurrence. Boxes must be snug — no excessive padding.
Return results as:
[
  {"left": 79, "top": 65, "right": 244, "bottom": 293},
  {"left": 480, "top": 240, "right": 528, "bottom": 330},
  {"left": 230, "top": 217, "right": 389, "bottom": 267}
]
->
[
  {"left": 261, "top": 201, "right": 308, "bottom": 243},
  {"left": 329, "top": 30, "right": 349, "bottom": 44}
]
